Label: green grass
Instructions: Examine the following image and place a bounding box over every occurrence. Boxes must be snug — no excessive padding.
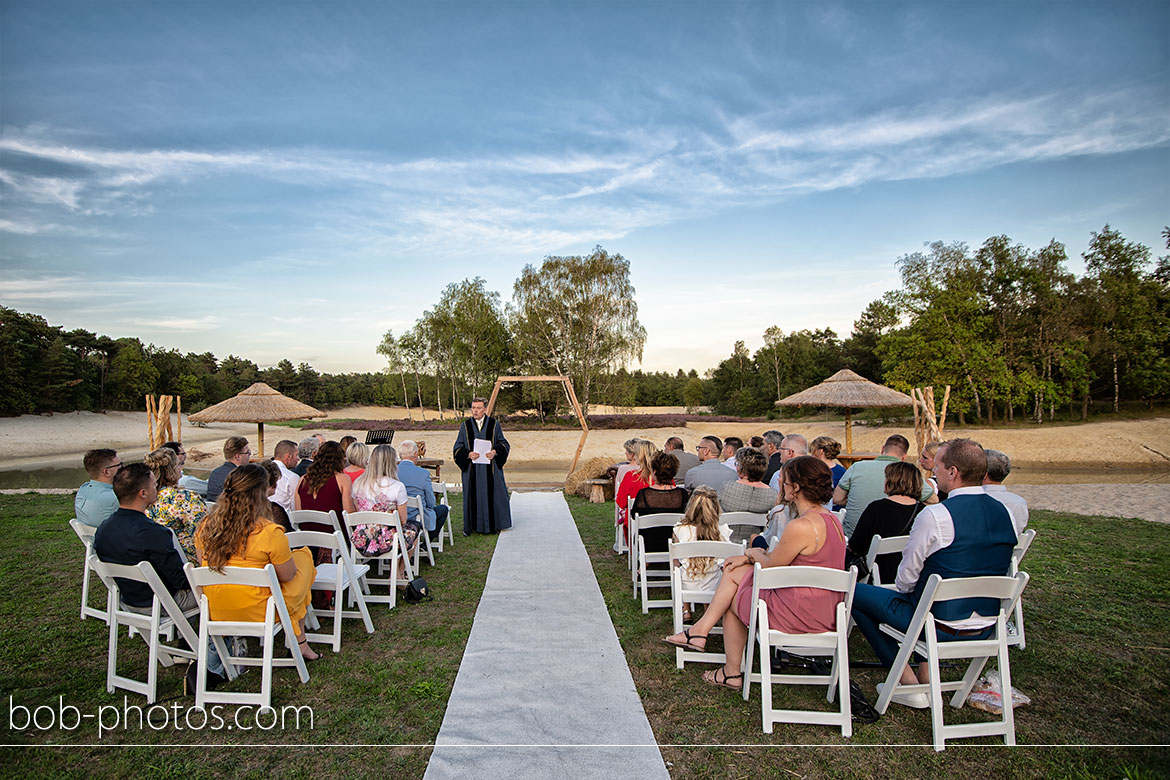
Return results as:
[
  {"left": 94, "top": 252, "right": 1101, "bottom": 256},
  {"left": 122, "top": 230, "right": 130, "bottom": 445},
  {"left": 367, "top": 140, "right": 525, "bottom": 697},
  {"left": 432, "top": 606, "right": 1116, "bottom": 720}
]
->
[
  {"left": 0, "top": 493, "right": 493, "bottom": 777},
  {"left": 565, "top": 495, "right": 1170, "bottom": 778}
]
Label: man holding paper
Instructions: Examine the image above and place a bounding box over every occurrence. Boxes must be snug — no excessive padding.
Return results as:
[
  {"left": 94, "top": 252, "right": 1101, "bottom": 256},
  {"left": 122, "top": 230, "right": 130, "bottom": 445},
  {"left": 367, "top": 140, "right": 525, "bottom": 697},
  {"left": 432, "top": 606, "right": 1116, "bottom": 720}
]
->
[{"left": 453, "top": 397, "right": 512, "bottom": 534}]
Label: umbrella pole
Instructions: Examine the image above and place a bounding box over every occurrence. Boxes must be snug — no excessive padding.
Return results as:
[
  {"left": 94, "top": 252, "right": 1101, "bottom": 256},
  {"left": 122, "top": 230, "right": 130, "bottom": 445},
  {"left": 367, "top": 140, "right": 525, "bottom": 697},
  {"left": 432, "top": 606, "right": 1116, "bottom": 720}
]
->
[
  {"left": 257, "top": 422, "right": 265, "bottom": 460},
  {"left": 844, "top": 409, "right": 853, "bottom": 455}
]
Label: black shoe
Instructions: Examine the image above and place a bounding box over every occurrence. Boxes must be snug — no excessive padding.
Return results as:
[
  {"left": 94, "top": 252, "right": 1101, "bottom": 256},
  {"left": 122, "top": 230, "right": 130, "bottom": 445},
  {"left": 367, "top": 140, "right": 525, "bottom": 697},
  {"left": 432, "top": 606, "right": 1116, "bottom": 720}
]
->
[{"left": 184, "top": 662, "right": 227, "bottom": 696}]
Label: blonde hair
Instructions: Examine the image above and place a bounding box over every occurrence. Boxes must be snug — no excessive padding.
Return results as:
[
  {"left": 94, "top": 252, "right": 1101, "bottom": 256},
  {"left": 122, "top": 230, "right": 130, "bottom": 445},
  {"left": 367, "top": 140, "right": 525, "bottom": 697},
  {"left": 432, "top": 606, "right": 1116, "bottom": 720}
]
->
[
  {"left": 676, "top": 487, "right": 723, "bottom": 580},
  {"left": 353, "top": 444, "right": 398, "bottom": 499},
  {"left": 144, "top": 448, "right": 181, "bottom": 489},
  {"left": 629, "top": 440, "right": 656, "bottom": 484},
  {"left": 345, "top": 441, "right": 369, "bottom": 469}
]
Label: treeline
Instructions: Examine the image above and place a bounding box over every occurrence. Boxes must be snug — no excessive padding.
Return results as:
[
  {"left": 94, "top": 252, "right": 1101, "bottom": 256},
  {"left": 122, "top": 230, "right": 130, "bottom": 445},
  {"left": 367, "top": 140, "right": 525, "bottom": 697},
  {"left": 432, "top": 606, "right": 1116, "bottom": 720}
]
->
[
  {"left": 702, "top": 225, "right": 1170, "bottom": 420},
  {"left": 3, "top": 227, "right": 1166, "bottom": 422}
]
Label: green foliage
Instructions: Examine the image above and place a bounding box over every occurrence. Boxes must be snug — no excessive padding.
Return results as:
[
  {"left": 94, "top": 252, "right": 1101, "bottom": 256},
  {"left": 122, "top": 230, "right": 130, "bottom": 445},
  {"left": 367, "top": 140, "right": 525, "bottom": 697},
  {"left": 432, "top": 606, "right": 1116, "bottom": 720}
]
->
[{"left": 509, "top": 246, "right": 647, "bottom": 415}]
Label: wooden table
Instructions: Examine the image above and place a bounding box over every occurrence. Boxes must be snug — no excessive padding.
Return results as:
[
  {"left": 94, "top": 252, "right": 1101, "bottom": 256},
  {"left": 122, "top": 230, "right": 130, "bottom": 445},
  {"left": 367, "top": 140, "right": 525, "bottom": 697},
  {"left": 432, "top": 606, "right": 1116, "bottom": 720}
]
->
[
  {"left": 418, "top": 458, "right": 443, "bottom": 481},
  {"left": 837, "top": 452, "right": 879, "bottom": 469}
]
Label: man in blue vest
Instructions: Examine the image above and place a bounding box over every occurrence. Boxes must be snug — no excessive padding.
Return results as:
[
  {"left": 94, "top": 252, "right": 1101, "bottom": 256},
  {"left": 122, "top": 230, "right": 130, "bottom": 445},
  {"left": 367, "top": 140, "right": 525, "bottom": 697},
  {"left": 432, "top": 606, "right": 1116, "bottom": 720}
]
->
[{"left": 851, "top": 438, "right": 1017, "bottom": 709}]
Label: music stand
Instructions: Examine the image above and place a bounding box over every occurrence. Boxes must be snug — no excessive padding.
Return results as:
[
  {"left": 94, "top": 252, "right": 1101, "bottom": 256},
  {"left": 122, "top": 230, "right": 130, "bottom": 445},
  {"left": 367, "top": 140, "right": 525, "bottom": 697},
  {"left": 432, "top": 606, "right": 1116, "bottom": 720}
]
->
[{"left": 364, "top": 430, "right": 395, "bottom": 446}]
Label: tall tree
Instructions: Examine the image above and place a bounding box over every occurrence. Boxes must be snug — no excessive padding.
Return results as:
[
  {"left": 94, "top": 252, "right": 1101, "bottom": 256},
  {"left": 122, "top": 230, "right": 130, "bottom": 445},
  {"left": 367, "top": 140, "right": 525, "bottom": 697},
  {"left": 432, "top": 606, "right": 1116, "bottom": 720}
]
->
[
  {"left": 377, "top": 329, "right": 412, "bottom": 419},
  {"left": 509, "top": 246, "right": 646, "bottom": 414}
]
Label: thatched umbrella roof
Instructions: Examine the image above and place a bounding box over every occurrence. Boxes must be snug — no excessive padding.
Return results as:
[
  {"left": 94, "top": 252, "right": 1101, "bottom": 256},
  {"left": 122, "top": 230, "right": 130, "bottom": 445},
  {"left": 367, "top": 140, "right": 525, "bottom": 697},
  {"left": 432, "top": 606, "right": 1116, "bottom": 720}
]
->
[
  {"left": 776, "top": 369, "right": 912, "bottom": 453},
  {"left": 188, "top": 382, "right": 325, "bottom": 457}
]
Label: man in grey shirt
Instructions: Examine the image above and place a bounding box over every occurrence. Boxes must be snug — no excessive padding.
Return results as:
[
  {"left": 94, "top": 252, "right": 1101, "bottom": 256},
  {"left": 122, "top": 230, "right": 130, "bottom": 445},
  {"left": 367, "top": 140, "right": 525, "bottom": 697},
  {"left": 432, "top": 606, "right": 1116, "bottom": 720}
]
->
[
  {"left": 663, "top": 436, "right": 700, "bottom": 482},
  {"left": 684, "top": 436, "right": 738, "bottom": 491}
]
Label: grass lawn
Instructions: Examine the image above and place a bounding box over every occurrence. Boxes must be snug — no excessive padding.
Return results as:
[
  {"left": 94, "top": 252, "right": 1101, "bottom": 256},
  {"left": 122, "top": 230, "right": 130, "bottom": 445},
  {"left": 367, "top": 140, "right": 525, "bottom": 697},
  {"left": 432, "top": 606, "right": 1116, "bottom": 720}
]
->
[
  {"left": 1, "top": 492, "right": 495, "bottom": 778},
  {"left": 564, "top": 495, "right": 1170, "bottom": 779}
]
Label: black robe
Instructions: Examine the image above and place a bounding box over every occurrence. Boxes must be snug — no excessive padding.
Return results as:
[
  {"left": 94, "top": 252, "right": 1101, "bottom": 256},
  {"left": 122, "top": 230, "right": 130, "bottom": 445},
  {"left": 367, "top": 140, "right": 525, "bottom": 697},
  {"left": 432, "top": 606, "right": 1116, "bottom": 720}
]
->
[{"left": 453, "top": 416, "right": 512, "bottom": 534}]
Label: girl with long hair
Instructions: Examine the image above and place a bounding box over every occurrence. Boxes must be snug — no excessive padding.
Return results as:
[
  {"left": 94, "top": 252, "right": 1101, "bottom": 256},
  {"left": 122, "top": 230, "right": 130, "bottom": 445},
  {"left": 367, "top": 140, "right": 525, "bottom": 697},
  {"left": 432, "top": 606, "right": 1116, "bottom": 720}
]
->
[
  {"left": 350, "top": 444, "right": 418, "bottom": 578},
  {"left": 144, "top": 447, "right": 206, "bottom": 559},
  {"left": 671, "top": 486, "right": 734, "bottom": 621},
  {"left": 195, "top": 464, "right": 319, "bottom": 661},
  {"left": 615, "top": 439, "right": 657, "bottom": 539}
]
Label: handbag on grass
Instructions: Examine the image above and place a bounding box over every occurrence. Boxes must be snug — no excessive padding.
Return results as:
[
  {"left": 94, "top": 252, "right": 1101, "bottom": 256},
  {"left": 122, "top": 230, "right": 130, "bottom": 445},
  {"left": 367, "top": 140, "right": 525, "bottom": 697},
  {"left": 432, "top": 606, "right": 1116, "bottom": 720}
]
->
[{"left": 402, "top": 576, "right": 431, "bottom": 603}]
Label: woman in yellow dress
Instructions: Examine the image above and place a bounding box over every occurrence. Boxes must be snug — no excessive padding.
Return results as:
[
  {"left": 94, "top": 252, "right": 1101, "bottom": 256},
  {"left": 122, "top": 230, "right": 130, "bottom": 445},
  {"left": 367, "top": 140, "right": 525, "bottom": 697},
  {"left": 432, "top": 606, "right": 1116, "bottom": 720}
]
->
[{"left": 194, "top": 464, "right": 320, "bottom": 661}]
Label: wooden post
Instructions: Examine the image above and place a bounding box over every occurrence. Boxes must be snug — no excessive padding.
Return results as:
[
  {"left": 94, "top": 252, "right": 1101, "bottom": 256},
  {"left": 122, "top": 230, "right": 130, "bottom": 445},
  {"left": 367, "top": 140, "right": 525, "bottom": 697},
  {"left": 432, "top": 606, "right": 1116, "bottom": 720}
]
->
[
  {"left": 257, "top": 422, "right": 265, "bottom": 459},
  {"left": 176, "top": 396, "right": 182, "bottom": 443},
  {"left": 146, "top": 395, "right": 155, "bottom": 450},
  {"left": 485, "top": 374, "right": 591, "bottom": 481},
  {"left": 844, "top": 408, "right": 853, "bottom": 454}
]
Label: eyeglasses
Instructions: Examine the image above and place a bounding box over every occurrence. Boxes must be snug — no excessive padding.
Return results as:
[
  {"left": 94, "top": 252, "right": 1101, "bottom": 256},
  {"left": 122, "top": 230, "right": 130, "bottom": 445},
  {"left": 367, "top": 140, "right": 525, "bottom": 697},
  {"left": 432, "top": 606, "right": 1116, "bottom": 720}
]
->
[
  {"left": 696, "top": 445, "right": 709, "bottom": 452},
  {"left": 104, "top": 461, "right": 123, "bottom": 471},
  {"left": 780, "top": 448, "right": 795, "bottom": 455}
]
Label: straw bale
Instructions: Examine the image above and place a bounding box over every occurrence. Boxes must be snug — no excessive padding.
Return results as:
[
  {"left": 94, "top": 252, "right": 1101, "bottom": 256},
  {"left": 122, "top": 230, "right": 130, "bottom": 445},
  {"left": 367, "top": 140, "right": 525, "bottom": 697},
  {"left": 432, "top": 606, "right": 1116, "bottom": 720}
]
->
[{"left": 565, "top": 456, "right": 618, "bottom": 500}]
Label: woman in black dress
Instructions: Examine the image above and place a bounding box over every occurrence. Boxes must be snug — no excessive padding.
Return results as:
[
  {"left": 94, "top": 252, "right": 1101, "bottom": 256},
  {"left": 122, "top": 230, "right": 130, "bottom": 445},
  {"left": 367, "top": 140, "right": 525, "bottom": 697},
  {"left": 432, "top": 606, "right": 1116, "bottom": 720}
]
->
[
  {"left": 847, "top": 461, "right": 926, "bottom": 584},
  {"left": 632, "top": 451, "right": 689, "bottom": 554}
]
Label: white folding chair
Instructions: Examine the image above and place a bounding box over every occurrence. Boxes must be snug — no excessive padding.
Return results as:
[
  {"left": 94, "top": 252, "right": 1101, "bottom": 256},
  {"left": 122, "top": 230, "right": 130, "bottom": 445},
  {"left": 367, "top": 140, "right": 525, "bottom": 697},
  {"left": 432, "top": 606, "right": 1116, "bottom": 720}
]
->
[
  {"left": 286, "top": 529, "right": 374, "bottom": 653},
  {"left": 1007, "top": 529, "right": 1036, "bottom": 648},
  {"left": 184, "top": 562, "right": 311, "bottom": 712},
  {"left": 719, "top": 511, "right": 768, "bottom": 545},
  {"left": 864, "top": 534, "right": 911, "bottom": 587},
  {"left": 89, "top": 557, "right": 230, "bottom": 703},
  {"left": 432, "top": 482, "right": 454, "bottom": 551},
  {"left": 874, "top": 571, "right": 1030, "bottom": 750},
  {"left": 405, "top": 495, "right": 436, "bottom": 569},
  {"left": 741, "top": 564, "right": 858, "bottom": 737},
  {"left": 341, "top": 510, "right": 413, "bottom": 609},
  {"left": 69, "top": 519, "right": 107, "bottom": 622},
  {"left": 634, "top": 513, "right": 685, "bottom": 611},
  {"left": 289, "top": 509, "right": 343, "bottom": 534},
  {"left": 669, "top": 540, "right": 745, "bottom": 668}
]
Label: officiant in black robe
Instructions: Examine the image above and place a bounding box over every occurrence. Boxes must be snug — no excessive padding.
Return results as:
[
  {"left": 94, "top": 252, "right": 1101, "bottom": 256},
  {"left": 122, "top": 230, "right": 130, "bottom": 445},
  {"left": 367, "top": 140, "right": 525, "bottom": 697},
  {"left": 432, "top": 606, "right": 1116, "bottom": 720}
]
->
[{"left": 453, "top": 397, "right": 512, "bottom": 534}]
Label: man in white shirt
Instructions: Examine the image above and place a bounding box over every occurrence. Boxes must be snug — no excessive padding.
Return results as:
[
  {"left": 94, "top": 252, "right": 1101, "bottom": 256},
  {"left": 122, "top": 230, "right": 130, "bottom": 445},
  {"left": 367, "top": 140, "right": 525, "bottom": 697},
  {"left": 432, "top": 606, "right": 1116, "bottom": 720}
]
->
[
  {"left": 721, "top": 437, "right": 744, "bottom": 471},
  {"left": 851, "top": 438, "right": 1017, "bottom": 708},
  {"left": 767, "top": 434, "right": 808, "bottom": 492},
  {"left": 982, "top": 449, "right": 1028, "bottom": 537},
  {"left": 270, "top": 439, "right": 301, "bottom": 516}
]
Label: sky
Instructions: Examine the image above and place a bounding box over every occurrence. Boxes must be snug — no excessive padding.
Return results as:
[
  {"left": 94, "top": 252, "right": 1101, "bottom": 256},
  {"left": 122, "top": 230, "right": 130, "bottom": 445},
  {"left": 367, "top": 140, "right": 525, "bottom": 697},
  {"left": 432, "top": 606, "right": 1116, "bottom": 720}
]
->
[{"left": 1, "top": 1, "right": 1167, "bottom": 376}]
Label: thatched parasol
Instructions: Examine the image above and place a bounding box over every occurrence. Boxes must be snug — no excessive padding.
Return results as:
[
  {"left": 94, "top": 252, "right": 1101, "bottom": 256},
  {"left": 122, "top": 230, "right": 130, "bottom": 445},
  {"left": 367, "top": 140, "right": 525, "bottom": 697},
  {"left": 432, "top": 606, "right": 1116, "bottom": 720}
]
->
[
  {"left": 775, "top": 369, "right": 913, "bottom": 454},
  {"left": 187, "top": 382, "right": 326, "bottom": 458}
]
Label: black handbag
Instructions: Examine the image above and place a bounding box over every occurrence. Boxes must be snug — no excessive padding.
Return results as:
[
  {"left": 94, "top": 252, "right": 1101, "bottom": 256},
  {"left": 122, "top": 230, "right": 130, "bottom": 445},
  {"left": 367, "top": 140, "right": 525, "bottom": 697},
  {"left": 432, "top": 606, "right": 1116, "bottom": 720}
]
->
[{"left": 402, "top": 576, "right": 431, "bottom": 604}]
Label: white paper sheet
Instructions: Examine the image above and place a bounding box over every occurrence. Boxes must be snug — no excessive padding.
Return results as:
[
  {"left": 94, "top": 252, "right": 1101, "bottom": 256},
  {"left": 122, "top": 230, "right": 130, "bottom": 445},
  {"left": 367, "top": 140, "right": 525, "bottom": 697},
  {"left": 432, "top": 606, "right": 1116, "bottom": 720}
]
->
[{"left": 472, "top": 439, "right": 491, "bottom": 464}]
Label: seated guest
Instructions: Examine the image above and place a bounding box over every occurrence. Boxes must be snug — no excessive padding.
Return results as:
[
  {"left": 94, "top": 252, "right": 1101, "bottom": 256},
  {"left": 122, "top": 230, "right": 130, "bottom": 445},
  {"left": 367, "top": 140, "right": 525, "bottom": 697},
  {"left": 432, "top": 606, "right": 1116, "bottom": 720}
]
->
[
  {"left": 295, "top": 440, "right": 355, "bottom": 533},
  {"left": 685, "top": 436, "right": 737, "bottom": 491},
  {"left": 350, "top": 445, "right": 416, "bottom": 580},
  {"left": 398, "top": 439, "right": 449, "bottom": 542},
  {"left": 663, "top": 436, "right": 700, "bottom": 481},
  {"left": 292, "top": 436, "right": 320, "bottom": 477},
  {"left": 768, "top": 434, "right": 808, "bottom": 491},
  {"left": 851, "top": 439, "right": 1017, "bottom": 708},
  {"left": 834, "top": 434, "right": 935, "bottom": 536},
  {"left": 846, "top": 462, "right": 927, "bottom": 584},
  {"left": 672, "top": 487, "right": 734, "bottom": 619},
  {"left": 260, "top": 460, "right": 293, "bottom": 532},
  {"left": 983, "top": 449, "right": 1028, "bottom": 537},
  {"left": 749, "top": 435, "right": 765, "bottom": 449},
  {"left": 663, "top": 456, "right": 846, "bottom": 691},
  {"left": 206, "top": 436, "right": 251, "bottom": 503},
  {"left": 95, "top": 462, "right": 229, "bottom": 690},
  {"left": 144, "top": 447, "right": 207, "bottom": 559},
  {"left": 631, "top": 451, "right": 690, "bottom": 556},
  {"left": 717, "top": 447, "right": 778, "bottom": 543},
  {"left": 343, "top": 441, "right": 368, "bottom": 483},
  {"left": 270, "top": 439, "right": 301, "bottom": 516},
  {"left": 721, "top": 437, "right": 744, "bottom": 470},
  {"left": 75, "top": 448, "right": 121, "bottom": 529},
  {"left": 810, "top": 436, "right": 846, "bottom": 488},
  {"left": 195, "top": 465, "right": 319, "bottom": 661},
  {"left": 616, "top": 440, "right": 657, "bottom": 541},
  {"left": 918, "top": 441, "right": 944, "bottom": 502},
  {"left": 163, "top": 441, "right": 209, "bottom": 497},
  {"left": 338, "top": 435, "right": 358, "bottom": 455},
  {"left": 760, "top": 430, "right": 785, "bottom": 485}
]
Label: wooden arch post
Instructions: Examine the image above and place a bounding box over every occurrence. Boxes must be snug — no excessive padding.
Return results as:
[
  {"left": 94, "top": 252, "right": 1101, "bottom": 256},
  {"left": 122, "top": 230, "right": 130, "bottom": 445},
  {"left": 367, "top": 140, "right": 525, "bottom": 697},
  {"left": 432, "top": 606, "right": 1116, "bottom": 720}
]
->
[{"left": 486, "top": 375, "right": 588, "bottom": 481}]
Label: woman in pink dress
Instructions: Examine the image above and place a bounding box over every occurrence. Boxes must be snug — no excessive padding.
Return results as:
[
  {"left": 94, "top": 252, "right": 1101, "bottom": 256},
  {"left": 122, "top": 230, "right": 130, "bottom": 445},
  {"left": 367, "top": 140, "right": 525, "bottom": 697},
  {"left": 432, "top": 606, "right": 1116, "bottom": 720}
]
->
[{"left": 662, "top": 455, "right": 846, "bottom": 691}]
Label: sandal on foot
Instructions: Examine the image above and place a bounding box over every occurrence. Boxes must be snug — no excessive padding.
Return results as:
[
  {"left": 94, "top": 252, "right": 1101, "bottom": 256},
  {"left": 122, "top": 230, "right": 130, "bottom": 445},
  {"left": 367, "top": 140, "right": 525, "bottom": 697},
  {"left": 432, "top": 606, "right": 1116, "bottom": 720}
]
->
[
  {"left": 662, "top": 629, "right": 707, "bottom": 652},
  {"left": 297, "top": 638, "right": 321, "bottom": 661},
  {"left": 702, "top": 667, "right": 744, "bottom": 690}
]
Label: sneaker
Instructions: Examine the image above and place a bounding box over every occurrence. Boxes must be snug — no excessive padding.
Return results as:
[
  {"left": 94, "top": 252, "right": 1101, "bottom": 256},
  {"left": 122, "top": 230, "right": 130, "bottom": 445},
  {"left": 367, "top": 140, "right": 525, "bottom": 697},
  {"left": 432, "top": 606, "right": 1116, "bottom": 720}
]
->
[{"left": 877, "top": 682, "right": 930, "bottom": 709}]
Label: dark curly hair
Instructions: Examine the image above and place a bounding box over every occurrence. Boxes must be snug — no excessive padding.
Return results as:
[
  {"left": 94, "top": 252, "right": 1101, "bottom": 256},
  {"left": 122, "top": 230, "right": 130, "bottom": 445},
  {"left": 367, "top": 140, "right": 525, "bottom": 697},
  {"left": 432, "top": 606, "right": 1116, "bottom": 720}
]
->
[
  {"left": 302, "top": 440, "right": 345, "bottom": 497},
  {"left": 650, "top": 451, "right": 679, "bottom": 485}
]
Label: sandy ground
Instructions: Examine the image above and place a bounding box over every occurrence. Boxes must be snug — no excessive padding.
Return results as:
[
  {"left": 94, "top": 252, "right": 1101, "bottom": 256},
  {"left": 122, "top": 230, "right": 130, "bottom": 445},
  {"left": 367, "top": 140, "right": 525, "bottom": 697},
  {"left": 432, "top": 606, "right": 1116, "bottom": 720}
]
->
[{"left": 2, "top": 406, "right": 1167, "bottom": 523}]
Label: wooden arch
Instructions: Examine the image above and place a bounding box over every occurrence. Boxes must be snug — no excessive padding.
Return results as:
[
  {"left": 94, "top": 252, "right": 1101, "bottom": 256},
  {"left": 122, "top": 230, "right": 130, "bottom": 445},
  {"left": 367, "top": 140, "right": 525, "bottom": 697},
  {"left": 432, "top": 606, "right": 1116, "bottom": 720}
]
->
[{"left": 485, "top": 375, "right": 588, "bottom": 480}]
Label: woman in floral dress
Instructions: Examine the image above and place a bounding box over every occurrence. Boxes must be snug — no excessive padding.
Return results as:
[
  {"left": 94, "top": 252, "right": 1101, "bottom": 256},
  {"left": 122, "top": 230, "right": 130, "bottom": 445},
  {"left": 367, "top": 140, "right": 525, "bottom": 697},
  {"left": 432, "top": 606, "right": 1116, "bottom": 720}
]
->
[{"left": 144, "top": 447, "right": 206, "bottom": 559}]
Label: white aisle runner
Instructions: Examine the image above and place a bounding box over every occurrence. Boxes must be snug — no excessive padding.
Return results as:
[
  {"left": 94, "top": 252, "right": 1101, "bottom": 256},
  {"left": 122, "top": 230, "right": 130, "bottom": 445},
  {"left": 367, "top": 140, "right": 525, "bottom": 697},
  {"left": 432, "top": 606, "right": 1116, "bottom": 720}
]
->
[{"left": 423, "top": 491, "right": 669, "bottom": 780}]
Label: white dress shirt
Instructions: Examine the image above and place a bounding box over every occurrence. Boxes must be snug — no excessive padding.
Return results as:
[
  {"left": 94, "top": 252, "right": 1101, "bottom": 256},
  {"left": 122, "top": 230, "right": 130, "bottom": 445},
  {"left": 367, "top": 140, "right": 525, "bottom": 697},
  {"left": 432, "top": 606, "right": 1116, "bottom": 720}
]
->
[
  {"left": 983, "top": 484, "right": 1029, "bottom": 537},
  {"left": 272, "top": 460, "right": 300, "bottom": 516}
]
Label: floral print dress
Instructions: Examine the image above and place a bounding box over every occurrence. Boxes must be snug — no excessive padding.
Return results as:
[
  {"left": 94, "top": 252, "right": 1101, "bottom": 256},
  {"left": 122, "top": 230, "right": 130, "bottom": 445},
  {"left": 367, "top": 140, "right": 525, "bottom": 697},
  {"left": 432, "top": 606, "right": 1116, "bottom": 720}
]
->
[
  {"left": 146, "top": 486, "right": 207, "bottom": 560},
  {"left": 351, "top": 478, "right": 420, "bottom": 557}
]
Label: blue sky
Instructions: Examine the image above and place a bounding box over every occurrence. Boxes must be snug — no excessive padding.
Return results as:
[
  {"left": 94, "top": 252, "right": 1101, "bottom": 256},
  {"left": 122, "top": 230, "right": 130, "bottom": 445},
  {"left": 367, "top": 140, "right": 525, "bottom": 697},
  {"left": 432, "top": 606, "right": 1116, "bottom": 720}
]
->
[{"left": 2, "top": 1, "right": 1167, "bottom": 375}]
